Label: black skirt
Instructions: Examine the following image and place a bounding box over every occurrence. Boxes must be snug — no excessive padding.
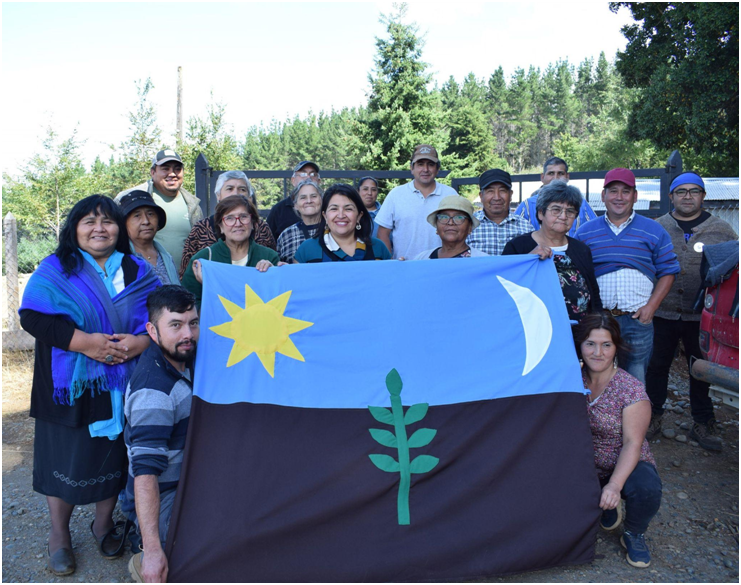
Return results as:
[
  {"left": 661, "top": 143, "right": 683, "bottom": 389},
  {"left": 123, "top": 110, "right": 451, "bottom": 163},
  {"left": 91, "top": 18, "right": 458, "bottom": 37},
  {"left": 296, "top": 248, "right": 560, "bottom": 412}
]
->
[{"left": 32, "top": 418, "right": 127, "bottom": 505}]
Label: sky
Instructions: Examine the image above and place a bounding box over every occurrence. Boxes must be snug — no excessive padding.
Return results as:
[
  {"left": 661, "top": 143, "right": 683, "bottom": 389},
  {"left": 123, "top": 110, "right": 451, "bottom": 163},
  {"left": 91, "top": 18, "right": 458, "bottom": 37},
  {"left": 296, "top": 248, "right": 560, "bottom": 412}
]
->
[{"left": 1, "top": 2, "right": 634, "bottom": 176}]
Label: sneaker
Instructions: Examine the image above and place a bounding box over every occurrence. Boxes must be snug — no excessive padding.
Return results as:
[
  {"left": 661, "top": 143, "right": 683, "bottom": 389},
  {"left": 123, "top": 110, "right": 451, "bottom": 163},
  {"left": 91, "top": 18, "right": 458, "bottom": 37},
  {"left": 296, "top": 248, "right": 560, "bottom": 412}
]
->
[
  {"left": 129, "top": 552, "right": 143, "bottom": 583},
  {"left": 621, "top": 531, "right": 651, "bottom": 568},
  {"left": 690, "top": 421, "right": 722, "bottom": 452},
  {"left": 600, "top": 505, "right": 623, "bottom": 531},
  {"left": 646, "top": 414, "right": 662, "bottom": 440}
]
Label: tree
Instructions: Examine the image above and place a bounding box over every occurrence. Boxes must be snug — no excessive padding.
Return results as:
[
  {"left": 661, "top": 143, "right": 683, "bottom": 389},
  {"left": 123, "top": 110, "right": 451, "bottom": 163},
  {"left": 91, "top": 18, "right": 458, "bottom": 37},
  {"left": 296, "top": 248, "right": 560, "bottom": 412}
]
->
[
  {"left": 2, "top": 127, "right": 89, "bottom": 238},
  {"left": 177, "top": 98, "right": 242, "bottom": 194},
  {"left": 610, "top": 2, "right": 738, "bottom": 175},
  {"left": 355, "top": 3, "right": 448, "bottom": 172}
]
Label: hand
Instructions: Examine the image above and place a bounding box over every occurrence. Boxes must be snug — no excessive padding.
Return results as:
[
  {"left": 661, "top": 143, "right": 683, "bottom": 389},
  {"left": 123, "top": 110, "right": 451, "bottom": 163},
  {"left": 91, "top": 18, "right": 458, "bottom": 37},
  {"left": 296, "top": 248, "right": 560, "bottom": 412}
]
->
[
  {"left": 141, "top": 546, "right": 168, "bottom": 583},
  {"left": 599, "top": 482, "right": 621, "bottom": 510},
  {"left": 109, "top": 333, "right": 150, "bottom": 359},
  {"left": 530, "top": 245, "right": 553, "bottom": 260},
  {"left": 79, "top": 332, "right": 128, "bottom": 364},
  {"left": 192, "top": 260, "right": 203, "bottom": 284},
  {"left": 255, "top": 259, "right": 274, "bottom": 272},
  {"left": 277, "top": 261, "right": 288, "bottom": 267},
  {"left": 398, "top": 257, "right": 406, "bottom": 261},
  {"left": 632, "top": 304, "right": 655, "bottom": 324}
]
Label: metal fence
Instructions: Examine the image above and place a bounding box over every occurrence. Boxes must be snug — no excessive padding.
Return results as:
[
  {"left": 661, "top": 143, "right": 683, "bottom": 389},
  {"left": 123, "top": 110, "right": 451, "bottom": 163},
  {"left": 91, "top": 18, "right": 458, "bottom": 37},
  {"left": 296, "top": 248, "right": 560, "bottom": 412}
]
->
[{"left": 3, "top": 213, "right": 34, "bottom": 350}]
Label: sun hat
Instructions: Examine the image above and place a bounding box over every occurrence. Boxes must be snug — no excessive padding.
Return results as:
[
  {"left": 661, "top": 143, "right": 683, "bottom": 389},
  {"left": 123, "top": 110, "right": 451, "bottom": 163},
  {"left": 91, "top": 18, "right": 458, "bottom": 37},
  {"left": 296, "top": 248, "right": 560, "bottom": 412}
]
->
[
  {"left": 426, "top": 195, "right": 480, "bottom": 229},
  {"left": 119, "top": 190, "right": 167, "bottom": 230}
]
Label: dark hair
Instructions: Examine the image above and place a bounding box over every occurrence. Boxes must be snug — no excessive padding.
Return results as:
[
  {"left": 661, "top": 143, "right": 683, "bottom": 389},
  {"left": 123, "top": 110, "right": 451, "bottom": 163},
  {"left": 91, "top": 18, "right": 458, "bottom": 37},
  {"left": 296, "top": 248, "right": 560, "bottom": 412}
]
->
[
  {"left": 55, "top": 195, "right": 130, "bottom": 275},
  {"left": 314, "top": 184, "right": 373, "bottom": 244},
  {"left": 572, "top": 311, "right": 628, "bottom": 360},
  {"left": 543, "top": 157, "right": 568, "bottom": 174},
  {"left": 358, "top": 176, "right": 379, "bottom": 188},
  {"left": 535, "top": 181, "right": 583, "bottom": 224},
  {"left": 147, "top": 285, "right": 196, "bottom": 326},
  {"left": 213, "top": 195, "right": 260, "bottom": 240}
]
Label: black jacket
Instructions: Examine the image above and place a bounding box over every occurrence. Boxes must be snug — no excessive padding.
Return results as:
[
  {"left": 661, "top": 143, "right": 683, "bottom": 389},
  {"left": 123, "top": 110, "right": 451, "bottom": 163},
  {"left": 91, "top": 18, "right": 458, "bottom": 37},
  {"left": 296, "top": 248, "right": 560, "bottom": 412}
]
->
[{"left": 503, "top": 234, "right": 603, "bottom": 314}]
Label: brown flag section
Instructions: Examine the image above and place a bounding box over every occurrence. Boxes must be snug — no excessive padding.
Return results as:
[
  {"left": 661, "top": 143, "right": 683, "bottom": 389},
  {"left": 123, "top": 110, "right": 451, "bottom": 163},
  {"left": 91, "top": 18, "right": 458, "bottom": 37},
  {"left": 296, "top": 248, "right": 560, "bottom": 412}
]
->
[{"left": 165, "top": 391, "right": 601, "bottom": 582}]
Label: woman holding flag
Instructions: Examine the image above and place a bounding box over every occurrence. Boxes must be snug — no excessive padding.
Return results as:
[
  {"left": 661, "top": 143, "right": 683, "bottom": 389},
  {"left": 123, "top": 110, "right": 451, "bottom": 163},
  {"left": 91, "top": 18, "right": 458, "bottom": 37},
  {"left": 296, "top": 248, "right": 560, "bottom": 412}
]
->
[{"left": 294, "top": 184, "right": 391, "bottom": 263}]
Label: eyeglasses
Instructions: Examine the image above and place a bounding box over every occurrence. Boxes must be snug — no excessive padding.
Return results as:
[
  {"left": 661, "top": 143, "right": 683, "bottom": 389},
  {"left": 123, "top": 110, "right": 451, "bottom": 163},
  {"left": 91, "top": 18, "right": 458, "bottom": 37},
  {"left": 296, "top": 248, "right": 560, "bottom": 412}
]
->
[
  {"left": 436, "top": 214, "right": 469, "bottom": 225},
  {"left": 295, "top": 172, "right": 319, "bottom": 178},
  {"left": 222, "top": 213, "right": 251, "bottom": 226},
  {"left": 546, "top": 206, "right": 577, "bottom": 219},
  {"left": 672, "top": 188, "right": 704, "bottom": 197}
]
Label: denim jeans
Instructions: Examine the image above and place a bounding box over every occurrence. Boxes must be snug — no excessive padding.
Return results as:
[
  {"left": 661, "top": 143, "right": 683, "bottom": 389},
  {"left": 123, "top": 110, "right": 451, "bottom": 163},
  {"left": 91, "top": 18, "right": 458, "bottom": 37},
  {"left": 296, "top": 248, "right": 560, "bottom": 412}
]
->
[
  {"left": 615, "top": 315, "right": 654, "bottom": 384},
  {"left": 600, "top": 461, "right": 662, "bottom": 534},
  {"left": 646, "top": 317, "right": 714, "bottom": 423}
]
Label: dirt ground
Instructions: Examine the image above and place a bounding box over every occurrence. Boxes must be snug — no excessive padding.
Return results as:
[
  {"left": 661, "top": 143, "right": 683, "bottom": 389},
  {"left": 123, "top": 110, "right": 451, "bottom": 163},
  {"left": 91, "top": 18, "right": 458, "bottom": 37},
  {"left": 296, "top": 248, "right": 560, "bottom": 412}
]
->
[{"left": 2, "top": 350, "right": 738, "bottom": 583}]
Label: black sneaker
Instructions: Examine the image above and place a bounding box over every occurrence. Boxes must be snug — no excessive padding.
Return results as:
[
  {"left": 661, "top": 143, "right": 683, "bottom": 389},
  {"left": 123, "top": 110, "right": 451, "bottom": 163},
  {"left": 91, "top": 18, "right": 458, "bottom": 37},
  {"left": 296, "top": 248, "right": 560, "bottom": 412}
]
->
[
  {"left": 646, "top": 414, "right": 662, "bottom": 440},
  {"left": 621, "top": 531, "right": 651, "bottom": 568},
  {"left": 690, "top": 421, "right": 722, "bottom": 452}
]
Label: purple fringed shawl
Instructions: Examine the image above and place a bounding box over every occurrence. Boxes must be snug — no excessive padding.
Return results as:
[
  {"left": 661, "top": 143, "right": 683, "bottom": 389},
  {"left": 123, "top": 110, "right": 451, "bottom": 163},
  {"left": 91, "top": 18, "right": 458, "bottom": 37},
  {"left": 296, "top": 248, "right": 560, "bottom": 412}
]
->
[{"left": 19, "top": 254, "right": 160, "bottom": 405}]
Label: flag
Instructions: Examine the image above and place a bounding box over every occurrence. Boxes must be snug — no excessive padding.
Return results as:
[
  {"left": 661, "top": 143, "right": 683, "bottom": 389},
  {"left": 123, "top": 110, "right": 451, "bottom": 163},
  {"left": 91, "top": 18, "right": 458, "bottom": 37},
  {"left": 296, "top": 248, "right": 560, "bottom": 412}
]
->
[{"left": 166, "top": 255, "right": 601, "bottom": 582}]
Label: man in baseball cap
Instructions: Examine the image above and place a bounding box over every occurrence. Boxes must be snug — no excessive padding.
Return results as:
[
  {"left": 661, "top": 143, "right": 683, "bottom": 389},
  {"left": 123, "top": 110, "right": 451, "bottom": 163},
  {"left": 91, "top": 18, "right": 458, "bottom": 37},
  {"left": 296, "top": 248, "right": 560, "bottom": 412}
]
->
[
  {"left": 116, "top": 149, "right": 203, "bottom": 267},
  {"left": 575, "top": 168, "right": 679, "bottom": 383},
  {"left": 465, "top": 169, "right": 533, "bottom": 255},
  {"left": 375, "top": 144, "right": 457, "bottom": 259},
  {"left": 266, "top": 161, "right": 322, "bottom": 240}
]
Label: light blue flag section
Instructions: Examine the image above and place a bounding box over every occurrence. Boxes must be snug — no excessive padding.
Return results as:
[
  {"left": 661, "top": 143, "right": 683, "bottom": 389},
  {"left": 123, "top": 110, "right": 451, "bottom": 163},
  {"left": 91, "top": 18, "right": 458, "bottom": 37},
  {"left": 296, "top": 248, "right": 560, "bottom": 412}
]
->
[{"left": 194, "top": 255, "right": 587, "bottom": 408}]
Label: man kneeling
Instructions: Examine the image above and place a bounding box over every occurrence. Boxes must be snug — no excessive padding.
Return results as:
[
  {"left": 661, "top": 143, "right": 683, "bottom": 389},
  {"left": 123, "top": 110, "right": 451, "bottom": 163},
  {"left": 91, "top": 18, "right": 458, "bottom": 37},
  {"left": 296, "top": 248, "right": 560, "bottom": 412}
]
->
[{"left": 123, "top": 285, "right": 199, "bottom": 583}]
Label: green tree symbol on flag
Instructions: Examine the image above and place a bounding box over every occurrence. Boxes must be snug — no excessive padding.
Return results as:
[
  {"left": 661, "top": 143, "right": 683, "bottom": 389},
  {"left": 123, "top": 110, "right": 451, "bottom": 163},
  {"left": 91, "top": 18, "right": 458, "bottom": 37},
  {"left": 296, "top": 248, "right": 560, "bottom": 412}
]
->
[{"left": 368, "top": 369, "right": 439, "bottom": 525}]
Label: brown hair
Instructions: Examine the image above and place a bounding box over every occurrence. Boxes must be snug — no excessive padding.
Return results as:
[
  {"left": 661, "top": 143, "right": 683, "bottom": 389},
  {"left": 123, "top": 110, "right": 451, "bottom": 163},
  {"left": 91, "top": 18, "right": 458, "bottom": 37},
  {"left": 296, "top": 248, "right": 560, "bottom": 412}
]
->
[
  {"left": 572, "top": 311, "right": 629, "bottom": 359},
  {"left": 214, "top": 195, "right": 259, "bottom": 240}
]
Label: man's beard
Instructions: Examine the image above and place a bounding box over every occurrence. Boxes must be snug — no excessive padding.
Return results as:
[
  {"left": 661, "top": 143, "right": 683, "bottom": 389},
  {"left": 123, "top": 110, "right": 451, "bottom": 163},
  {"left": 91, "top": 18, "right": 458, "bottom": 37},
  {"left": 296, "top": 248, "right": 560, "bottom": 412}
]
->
[{"left": 160, "top": 338, "right": 197, "bottom": 364}]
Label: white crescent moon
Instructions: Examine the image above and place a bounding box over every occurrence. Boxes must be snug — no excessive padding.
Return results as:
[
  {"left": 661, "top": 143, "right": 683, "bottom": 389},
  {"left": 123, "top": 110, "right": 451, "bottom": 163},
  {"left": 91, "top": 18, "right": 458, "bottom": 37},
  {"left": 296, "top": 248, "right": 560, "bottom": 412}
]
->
[{"left": 497, "top": 276, "right": 552, "bottom": 376}]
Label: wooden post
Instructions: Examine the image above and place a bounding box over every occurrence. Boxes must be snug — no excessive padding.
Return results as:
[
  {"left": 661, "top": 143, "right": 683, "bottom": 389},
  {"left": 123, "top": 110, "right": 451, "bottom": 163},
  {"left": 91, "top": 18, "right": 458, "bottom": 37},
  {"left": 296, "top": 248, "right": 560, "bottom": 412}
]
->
[
  {"left": 4, "top": 212, "right": 19, "bottom": 331},
  {"left": 177, "top": 66, "right": 184, "bottom": 144}
]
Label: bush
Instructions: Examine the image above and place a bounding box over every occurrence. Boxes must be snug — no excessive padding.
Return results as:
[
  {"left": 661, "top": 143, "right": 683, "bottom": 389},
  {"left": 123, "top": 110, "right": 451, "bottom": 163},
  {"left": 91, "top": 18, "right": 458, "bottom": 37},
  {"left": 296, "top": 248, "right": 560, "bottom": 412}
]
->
[{"left": 9, "top": 235, "right": 57, "bottom": 274}]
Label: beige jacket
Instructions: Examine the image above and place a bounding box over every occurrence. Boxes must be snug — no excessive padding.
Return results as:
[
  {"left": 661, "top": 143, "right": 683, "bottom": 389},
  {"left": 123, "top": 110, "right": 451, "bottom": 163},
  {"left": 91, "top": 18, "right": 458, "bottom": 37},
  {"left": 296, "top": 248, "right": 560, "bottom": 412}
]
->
[
  {"left": 655, "top": 212, "right": 737, "bottom": 321},
  {"left": 115, "top": 180, "right": 203, "bottom": 227}
]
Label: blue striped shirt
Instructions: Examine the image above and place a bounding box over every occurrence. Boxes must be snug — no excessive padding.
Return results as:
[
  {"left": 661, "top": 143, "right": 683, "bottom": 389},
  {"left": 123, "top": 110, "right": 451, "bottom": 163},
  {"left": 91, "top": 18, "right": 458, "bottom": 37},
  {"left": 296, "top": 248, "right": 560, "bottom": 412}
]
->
[{"left": 122, "top": 343, "right": 193, "bottom": 517}]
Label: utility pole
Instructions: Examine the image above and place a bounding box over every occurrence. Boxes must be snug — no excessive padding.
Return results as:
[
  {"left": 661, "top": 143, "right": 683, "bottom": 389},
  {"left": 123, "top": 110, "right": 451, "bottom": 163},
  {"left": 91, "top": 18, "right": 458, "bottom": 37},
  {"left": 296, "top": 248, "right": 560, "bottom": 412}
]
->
[{"left": 176, "top": 66, "right": 183, "bottom": 143}]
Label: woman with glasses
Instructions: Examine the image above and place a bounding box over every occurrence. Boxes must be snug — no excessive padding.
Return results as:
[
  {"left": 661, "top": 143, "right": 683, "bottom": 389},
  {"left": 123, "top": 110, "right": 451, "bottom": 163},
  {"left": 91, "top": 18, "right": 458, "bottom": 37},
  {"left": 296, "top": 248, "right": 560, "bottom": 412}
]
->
[
  {"left": 182, "top": 195, "right": 280, "bottom": 309},
  {"left": 503, "top": 181, "right": 601, "bottom": 322},
  {"left": 415, "top": 195, "right": 487, "bottom": 259}
]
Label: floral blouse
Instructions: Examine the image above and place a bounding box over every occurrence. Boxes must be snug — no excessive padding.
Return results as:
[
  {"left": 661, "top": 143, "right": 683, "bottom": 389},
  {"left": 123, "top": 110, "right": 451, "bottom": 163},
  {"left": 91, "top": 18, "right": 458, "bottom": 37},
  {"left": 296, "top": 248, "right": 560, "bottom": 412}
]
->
[
  {"left": 584, "top": 368, "right": 656, "bottom": 479},
  {"left": 553, "top": 252, "right": 590, "bottom": 321}
]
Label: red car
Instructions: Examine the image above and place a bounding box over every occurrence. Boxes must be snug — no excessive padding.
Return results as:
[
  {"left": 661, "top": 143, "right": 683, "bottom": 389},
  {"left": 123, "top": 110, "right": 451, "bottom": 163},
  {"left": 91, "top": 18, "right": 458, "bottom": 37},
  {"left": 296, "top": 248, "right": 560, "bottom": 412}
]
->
[{"left": 692, "top": 241, "right": 739, "bottom": 396}]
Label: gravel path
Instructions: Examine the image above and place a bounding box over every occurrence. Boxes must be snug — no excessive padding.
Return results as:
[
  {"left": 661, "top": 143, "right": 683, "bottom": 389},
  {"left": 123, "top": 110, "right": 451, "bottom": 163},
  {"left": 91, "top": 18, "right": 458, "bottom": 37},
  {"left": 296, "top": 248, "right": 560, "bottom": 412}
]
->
[{"left": 2, "top": 353, "right": 738, "bottom": 583}]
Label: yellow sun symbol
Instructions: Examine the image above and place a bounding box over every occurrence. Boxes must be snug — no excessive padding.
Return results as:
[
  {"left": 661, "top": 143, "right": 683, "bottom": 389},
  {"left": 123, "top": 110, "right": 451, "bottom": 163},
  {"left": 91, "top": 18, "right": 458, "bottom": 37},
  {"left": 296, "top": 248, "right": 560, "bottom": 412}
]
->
[{"left": 209, "top": 284, "right": 313, "bottom": 377}]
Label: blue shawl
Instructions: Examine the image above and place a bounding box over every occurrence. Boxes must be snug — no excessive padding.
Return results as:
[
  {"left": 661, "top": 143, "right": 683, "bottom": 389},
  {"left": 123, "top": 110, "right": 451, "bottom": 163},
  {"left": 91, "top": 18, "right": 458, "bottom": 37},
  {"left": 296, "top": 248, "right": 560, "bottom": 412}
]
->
[{"left": 20, "top": 254, "right": 160, "bottom": 405}]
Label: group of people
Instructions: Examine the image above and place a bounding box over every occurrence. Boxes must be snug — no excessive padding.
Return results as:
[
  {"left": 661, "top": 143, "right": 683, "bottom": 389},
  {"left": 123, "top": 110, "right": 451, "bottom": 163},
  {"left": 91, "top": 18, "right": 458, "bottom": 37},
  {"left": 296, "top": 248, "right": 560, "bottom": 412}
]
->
[{"left": 19, "top": 144, "right": 737, "bottom": 581}]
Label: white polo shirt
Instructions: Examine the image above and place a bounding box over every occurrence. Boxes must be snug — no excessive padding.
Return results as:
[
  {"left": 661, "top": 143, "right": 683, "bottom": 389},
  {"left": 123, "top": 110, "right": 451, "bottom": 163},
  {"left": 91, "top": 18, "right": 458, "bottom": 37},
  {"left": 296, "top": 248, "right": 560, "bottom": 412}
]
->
[{"left": 375, "top": 180, "right": 457, "bottom": 259}]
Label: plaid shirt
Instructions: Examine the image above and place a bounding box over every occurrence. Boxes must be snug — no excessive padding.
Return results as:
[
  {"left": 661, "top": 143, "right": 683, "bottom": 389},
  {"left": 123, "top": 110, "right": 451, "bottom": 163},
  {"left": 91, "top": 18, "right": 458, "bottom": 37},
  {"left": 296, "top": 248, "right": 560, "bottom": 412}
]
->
[
  {"left": 466, "top": 211, "right": 534, "bottom": 256},
  {"left": 596, "top": 212, "right": 655, "bottom": 312},
  {"left": 278, "top": 222, "right": 320, "bottom": 263}
]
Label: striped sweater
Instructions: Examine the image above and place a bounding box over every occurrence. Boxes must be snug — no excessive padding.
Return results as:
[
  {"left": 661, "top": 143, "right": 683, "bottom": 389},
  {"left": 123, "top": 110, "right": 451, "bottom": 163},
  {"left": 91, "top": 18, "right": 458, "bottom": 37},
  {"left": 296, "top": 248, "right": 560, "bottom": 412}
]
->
[
  {"left": 575, "top": 214, "right": 679, "bottom": 282},
  {"left": 122, "top": 343, "right": 193, "bottom": 518}
]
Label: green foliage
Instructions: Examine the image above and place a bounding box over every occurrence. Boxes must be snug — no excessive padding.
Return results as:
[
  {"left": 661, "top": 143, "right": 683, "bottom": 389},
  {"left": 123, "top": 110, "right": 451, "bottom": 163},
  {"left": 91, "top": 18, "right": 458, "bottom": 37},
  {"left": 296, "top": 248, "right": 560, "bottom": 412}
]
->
[
  {"left": 355, "top": 4, "right": 449, "bottom": 172},
  {"left": 610, "top": 2, "right": 739, "bottom": 175},
  {"left": 5, "top": 4, "right": 724, "bottom": 232},
  {"left": 177, "top": 97, "right": 242, "bottom": 194},
  {"left": 2, "top": 127, "right": 90, "bottom": 238},
  {"left": 15, "top": 234, "right": 57, "bottom": 273}
]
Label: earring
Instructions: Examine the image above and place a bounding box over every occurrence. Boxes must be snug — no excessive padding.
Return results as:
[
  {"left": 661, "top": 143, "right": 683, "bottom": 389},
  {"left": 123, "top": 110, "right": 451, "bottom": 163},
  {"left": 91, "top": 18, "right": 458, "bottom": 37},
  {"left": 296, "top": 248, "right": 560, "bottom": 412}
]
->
[
  {"left": 356, "top": 222, "right": 361, "bottom": 230},
  {"left": 613, "top": 357, "right": 618, "bottom": 370}
]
